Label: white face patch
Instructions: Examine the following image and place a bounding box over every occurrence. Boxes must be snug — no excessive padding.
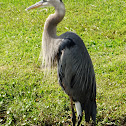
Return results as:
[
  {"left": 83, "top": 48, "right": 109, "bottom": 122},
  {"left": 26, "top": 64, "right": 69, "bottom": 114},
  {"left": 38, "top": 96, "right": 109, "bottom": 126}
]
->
[{"left": 75, "top": 101, "right": 82, "bottom": 117}]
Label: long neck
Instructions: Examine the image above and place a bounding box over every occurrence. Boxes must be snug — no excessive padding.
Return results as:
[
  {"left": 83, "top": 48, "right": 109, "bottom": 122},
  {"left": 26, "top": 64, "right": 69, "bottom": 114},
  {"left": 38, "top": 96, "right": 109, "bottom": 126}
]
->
[
  {"left": 40, "top": 3, "right": 65, "bottom": 68},
  {"left": 44, "top": 5, "right": 65, "bottom": 38}
]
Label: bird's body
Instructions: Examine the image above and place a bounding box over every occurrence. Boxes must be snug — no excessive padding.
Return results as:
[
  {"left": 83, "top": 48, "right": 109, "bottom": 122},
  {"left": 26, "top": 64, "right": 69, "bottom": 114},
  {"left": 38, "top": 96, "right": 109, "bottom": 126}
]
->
[
  {"left": 58, "top": 32, "right": 96, "bottom": 124},
  {"left": 26, "top": 0, "right": 97, "bottom": 125}
]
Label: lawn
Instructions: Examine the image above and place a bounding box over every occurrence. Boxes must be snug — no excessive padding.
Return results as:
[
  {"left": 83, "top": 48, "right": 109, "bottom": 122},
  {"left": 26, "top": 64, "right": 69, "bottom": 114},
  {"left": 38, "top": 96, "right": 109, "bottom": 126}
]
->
[{"left": 0, "top": 0, "right": 126, "bottom": 125}]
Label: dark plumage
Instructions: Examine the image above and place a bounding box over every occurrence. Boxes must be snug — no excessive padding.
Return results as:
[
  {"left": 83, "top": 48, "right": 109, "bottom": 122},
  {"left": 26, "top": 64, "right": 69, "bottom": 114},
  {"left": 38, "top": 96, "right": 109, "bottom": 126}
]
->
[{"left": 58, "top": 33, "right": 97, "bottom": 124}]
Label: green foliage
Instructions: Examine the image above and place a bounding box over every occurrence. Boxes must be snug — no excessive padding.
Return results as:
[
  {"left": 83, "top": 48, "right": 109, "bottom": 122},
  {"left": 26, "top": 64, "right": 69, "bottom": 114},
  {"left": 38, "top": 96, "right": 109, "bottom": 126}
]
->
[{"left": 0, "top": 0, "right": 126, "bottom": 125}]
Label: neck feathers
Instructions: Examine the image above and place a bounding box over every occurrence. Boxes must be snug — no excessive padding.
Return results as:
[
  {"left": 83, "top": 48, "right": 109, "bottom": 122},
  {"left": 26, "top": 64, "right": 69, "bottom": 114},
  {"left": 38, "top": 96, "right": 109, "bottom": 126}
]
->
[
  {"left": 44, "top": 3, "right": 65, "bottom": 37},
  {"left": 40, "top": 3, "right": 65, "bottom": 68}
]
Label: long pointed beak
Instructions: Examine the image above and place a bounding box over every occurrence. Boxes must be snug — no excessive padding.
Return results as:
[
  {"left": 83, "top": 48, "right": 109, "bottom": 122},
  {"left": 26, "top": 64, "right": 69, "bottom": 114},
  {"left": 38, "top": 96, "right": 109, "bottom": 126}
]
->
[{"left": 25, "top": 1, "right": 44, "bottom": 11}]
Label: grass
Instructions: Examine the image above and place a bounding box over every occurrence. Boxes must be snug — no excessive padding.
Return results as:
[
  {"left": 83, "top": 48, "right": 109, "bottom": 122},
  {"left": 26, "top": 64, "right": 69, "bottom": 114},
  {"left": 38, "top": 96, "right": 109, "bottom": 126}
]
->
[{"left": 0, "top": 0, "right": 126, "bottom": 125}]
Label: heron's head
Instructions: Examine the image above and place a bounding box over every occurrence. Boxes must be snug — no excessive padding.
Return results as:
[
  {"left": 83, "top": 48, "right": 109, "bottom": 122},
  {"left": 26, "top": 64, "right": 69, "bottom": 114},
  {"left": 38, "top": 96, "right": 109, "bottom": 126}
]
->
[{"left": 25, "top": 0, "right": 63, "bottom": 11}]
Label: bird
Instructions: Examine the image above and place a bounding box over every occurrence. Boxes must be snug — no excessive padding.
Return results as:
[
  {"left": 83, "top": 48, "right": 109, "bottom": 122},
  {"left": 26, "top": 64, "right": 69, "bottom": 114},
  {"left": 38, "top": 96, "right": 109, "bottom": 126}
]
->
[{"left": 26, "top": 0, "right": 97, "bottom": 125}]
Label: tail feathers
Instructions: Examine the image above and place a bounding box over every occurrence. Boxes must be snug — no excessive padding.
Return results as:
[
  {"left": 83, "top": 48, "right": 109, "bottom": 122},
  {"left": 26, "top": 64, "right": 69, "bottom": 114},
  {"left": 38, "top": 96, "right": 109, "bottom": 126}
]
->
[
  {"left": 83, "top": 101, "right": 97, "bottom": 123},
  {"left": 91, "top": 101, "right": 97, "bottom": 122}
]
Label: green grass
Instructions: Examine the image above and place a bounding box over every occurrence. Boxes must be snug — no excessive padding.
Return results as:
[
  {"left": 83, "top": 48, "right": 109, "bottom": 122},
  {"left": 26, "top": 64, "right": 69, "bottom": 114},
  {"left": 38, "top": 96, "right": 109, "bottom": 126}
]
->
[{"left": 0, "top": 0, "right": 126, "bottom": 125}]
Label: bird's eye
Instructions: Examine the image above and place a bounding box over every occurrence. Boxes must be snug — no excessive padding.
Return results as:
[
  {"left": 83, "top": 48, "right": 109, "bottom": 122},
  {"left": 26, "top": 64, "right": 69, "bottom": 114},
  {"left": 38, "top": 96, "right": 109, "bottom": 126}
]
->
[{"left": 60, "top": 0, "right": 62, "bottom": 2}]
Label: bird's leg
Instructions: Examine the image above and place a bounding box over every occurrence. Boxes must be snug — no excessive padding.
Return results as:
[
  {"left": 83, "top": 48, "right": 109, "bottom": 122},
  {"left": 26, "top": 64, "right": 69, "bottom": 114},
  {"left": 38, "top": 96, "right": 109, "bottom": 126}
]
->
[
  {"left": 77, "top": 115, "right": 82, "bottom": 126},
  {"left": 70, "top": 97, "right": 76, "bottom": 126},
  {"left": 75, "top": 101, "right": 82, "bottom": 126}
]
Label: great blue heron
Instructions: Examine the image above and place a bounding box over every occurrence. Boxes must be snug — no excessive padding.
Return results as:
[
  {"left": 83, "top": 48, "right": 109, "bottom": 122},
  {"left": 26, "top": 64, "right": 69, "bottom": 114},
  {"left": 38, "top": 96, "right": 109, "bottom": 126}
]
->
[{"left": 26, "top": 0, "right": 97, "bottom": 125}]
